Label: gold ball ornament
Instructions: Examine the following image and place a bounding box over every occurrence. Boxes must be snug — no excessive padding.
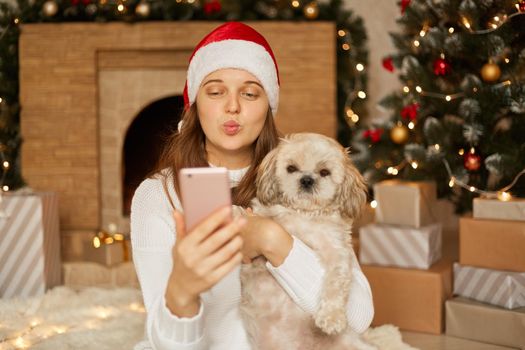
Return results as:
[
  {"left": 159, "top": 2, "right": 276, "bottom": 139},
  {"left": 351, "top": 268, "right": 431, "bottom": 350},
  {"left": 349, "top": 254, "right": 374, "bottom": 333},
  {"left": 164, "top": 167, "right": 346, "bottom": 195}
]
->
[
  {"left": 303, "top": 2, "right": 319, "bottom": 20},
  {"left": 390, "top": 124, "right": 409, "bottom": 144},
  {"left": 135, "top": 1, "right": 150, "bottom": 17},
  {"left": 480, "top": 62, "right": 501, "bottom": 83},
  {"left": 43, "top": 0, "right": 59, "bottom": 17}
]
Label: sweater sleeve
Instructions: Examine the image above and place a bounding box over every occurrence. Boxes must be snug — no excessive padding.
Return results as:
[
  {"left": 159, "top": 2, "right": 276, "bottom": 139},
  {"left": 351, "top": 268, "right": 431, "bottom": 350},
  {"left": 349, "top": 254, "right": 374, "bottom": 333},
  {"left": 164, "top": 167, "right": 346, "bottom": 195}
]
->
[
  {"left": 265, "top": 236, "right": 374, "bottom": 334},
  {"left": 131, "top": 178, "right": 208, "bottom": 350}
]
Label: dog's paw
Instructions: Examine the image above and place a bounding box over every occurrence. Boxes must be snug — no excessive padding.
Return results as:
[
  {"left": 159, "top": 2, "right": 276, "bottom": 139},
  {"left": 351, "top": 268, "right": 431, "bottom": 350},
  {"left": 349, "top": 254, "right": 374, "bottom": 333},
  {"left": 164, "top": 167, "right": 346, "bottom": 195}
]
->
[{"left": 314, "top": 307, "right": 347, "bottom": 335}]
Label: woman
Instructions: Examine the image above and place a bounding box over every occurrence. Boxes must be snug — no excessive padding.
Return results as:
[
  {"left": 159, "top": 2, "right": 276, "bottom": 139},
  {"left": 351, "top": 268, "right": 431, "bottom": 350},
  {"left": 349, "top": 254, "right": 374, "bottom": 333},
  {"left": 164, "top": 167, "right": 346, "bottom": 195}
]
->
[{"left": 131, "top": 22, "right": 374, "bottom": 350}]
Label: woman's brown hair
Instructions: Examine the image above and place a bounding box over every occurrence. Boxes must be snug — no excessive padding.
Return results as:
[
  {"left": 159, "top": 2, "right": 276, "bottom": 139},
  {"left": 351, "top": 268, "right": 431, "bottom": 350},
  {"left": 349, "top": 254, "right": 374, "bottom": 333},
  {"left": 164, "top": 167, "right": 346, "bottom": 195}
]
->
[{"left": 148, "top": 103, "right": 281, "bottom": 208}]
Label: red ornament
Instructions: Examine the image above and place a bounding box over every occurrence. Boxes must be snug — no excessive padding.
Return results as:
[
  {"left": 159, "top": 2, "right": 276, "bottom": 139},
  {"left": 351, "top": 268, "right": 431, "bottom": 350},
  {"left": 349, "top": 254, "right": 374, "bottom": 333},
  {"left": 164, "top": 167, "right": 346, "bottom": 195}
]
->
[
  {"left": 519, "top": 1, "right": 525, "bottom": 12},
  {"left": 400, "top": 0, "right": 411, "bottom": 13},
  {"left": 382, "top": 57, "right": 395, "bottom": 72},
  {"left": 400, "top": 103, "right": 420, "bottom": 121},
  {"left": 433, "top": 58, "right": 451, "bottom": 76},
  {"left": 363, "top": 128, "right": 384, "bottom": 143},
  {"left": 203, "top": 0, "right": 221, "bottom": 15},
  {"left": 463, "top": 150, "right": 482, "bottom": 171},
  {"left": 71, "top": 0, "right": 79, "bottom": 5}
]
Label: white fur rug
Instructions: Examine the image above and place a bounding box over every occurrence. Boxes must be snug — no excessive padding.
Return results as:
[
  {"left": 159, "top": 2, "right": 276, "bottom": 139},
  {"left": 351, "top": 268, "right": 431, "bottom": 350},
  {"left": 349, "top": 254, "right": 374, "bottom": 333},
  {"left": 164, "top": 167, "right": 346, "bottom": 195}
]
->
[{"left": 0, "top": 287, "right": 418, "bottom": 350}]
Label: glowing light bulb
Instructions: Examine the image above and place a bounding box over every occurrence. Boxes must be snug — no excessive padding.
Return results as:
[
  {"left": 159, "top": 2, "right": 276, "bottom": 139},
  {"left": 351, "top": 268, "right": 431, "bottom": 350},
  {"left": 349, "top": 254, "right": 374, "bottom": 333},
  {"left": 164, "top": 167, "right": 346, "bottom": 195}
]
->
[
  {"left": 403, "top": 86, "right": 410, "bottom": 93},
  {"left": 458, "top": 148, "right": 465, "bottom": 155},
  {"left": 449, "top": 178, "right": 455, "bottom": 187},
  {"left": 357, "top": 91, "right": 367, "bottom": 99},
  {"left": 445, "top": 95, "right": 452, "bottom": 101},
  {"left": 338, "top": 30, "right": 346, "bottom": 37},
  {"left": 370, "top": 200, "right": 378, "bottom": 209},
  {"left": 415, "top": 86, "right": 422, "bottom": 93},
  {"left": 2, "top": 161, "right": 8, "bottom": 168},
  {"left": 448, "top": 27, "right": 455, "bottom": 33},
  {"left": 434, "top": 144, "right": 440, "bottom": 150},
  {"left": 342, "top": 43, "right": 350, "bottom": 51},
  {"left": 356, "top": 63, "right": 364, "bottom": 71},
  {"left": 497, "top": 191, "right": 512, "bottom": 201},
  {"left": 2, "top": 185, "right": 9, "bottom": 192},
  {"left": 411, "top": 161, "right": 418, "bottom": 169},
  {"left": 408, "top": 121, "right": 415, "bottom": 129},
  {"left": 469, "top": 186, "right": 476, "bottom": 192},
  {"left": 413, "top": 40, "right": 420, "bottom": 47},
  {"left": 291, "top": 0, "right": 300, "bottom": 8}
]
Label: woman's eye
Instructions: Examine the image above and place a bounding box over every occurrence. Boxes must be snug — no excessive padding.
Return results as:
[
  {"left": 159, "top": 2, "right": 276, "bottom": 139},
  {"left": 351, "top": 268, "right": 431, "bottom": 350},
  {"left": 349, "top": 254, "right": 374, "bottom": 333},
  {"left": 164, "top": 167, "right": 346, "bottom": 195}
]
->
[
  {"left": 320, "top": 169, "right": 331, "bottom": 177},
  {"left": 242, "top": 91, "right": 259, "bottom": 99},
  {"left": 287, "top": 165, "right": 298, "bottom": 173}
]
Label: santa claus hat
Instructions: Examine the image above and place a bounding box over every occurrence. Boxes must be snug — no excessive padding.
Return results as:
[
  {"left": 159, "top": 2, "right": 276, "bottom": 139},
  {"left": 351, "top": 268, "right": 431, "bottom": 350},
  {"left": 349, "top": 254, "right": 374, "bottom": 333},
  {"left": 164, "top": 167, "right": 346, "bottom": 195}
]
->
[{"left": 183, "top": 22, "right": 280, "bottom": 116}]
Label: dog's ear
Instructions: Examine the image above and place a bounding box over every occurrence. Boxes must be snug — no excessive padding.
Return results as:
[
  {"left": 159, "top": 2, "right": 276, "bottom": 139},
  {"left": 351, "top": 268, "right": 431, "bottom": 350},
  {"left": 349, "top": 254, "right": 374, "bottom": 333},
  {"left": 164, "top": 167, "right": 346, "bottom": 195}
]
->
[
  {"left": 338, "top": 154, "right": 368, "bottom": 220},
  {"left": 256, "top": 145, "right": 281, "bottom": 205}
]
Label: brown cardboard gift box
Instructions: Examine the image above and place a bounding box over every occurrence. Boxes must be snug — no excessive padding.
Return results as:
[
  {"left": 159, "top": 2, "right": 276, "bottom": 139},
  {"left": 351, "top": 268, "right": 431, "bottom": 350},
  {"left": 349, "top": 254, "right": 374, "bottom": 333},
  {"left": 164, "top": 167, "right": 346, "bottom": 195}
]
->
[
  {"left": 446, "top": 297, "right": 525, "bottom": 349},
  {"left": 460, "top": 217, "right": 525, "bottom": 272},
  {"left": 362, "top": 258, "right": 453, "bottom": 334},
  {"left": 373, "top": 180, "right": 437, "bottom": 228}
]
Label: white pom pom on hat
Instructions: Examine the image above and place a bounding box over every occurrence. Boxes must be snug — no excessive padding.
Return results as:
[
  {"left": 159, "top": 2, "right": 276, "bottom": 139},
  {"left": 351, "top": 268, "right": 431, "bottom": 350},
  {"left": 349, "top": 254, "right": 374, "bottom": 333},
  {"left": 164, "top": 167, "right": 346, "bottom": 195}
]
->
[{"left": 182, "top": 21, "right": 280, "bottom": 118}]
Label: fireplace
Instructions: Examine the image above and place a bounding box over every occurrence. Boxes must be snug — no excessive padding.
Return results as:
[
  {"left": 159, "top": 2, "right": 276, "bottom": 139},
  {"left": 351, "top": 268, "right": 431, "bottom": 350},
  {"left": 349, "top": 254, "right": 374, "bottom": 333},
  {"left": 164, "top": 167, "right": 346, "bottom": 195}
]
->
[{"left": 19, "top": 22, "right": 336, "bottom": 260}]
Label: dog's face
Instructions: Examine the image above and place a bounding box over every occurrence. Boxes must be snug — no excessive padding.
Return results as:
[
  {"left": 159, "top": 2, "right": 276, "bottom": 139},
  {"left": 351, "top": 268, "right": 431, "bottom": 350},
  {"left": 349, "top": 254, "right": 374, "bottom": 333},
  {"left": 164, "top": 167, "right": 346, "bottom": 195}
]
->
[{"left": 256, "top": 133, "right": 367, "bottom": 219}]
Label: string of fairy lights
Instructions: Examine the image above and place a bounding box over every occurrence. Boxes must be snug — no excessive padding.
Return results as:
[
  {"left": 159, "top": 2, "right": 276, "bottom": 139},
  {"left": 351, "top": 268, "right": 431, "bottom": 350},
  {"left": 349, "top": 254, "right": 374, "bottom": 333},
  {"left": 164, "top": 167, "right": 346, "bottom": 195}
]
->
[{"left": 0, "top": 302, "right": 145, "bottom": 349}]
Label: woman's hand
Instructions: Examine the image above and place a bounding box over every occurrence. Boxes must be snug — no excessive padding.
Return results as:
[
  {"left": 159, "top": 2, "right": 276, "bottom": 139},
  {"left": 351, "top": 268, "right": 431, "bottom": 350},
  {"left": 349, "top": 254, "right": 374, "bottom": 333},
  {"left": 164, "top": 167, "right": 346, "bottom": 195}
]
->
[
  {"left": 165, "top": 206, "right": 247, "bottom": 317},
  {"left": 240, "top": 211, "right": 293, "bottom": 267}
]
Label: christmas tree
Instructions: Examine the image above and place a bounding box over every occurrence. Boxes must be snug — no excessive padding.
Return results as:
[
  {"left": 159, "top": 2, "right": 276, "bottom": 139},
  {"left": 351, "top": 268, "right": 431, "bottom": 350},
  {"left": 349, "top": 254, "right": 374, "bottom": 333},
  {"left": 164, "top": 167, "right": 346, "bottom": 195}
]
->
[{"left": 353, "top": 0, "right": 525, "bottom": 212}]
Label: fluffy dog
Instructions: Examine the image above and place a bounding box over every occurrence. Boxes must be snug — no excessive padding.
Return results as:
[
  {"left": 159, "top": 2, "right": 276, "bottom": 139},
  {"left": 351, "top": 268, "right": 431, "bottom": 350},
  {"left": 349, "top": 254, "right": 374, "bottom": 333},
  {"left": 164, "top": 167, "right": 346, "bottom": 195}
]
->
[{"left": 239, "top": 133, "right": 373, "bottom": 350}]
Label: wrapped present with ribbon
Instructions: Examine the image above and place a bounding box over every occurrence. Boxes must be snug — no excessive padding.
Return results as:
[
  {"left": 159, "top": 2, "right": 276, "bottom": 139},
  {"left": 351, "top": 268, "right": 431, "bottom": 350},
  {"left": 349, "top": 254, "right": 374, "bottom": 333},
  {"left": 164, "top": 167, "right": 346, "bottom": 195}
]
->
[
  {"left": 83, "top": 223, "right": 130, "bottom": 266},
  {"left": 359, "top": 223, "right": 442, "bottom": 269},
  {"left": 0, "top": 192, "right": 61, "bottom": 298},
  {"left": 373, "top": 180, "right": 437, "bottom": 228},
  {"left": 473, "top": 197, "right": 525, "bottom": 222},
  {"left": 453, "top": 263, "right": 525, "bottom": 309}
]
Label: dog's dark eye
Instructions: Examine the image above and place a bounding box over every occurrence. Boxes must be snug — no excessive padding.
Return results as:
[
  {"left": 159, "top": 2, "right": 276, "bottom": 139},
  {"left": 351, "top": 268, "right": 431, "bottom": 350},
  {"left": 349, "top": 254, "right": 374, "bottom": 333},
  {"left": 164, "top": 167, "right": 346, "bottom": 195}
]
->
[
  {"left": 320, "top": 169, "right": 331, "bottom": 177},
  {"left": 287, "top": 165, "right": 298, "bottom": 173}
]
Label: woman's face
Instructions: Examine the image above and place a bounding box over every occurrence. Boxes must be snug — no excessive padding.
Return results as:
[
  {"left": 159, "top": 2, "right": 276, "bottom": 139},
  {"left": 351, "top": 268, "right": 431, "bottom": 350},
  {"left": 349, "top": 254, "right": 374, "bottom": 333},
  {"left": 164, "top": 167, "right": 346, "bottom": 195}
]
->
[{"left": 196, "top": 68, "right": 269, "bottom": 165}]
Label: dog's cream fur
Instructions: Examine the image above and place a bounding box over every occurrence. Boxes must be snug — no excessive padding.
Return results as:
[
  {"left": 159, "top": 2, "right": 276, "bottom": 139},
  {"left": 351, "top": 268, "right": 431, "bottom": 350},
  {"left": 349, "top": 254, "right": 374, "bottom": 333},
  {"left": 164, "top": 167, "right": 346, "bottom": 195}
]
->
[{"left": 239, "top": 133, "right": 374, "bottom": 349}]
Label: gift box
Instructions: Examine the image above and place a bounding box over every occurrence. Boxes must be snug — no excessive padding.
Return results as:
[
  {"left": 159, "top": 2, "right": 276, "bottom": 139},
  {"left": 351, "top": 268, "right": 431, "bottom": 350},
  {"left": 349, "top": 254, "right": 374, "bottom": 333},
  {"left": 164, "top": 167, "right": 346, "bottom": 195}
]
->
[
  {"left": 362, "top": 258, "right": 453, "bottom": 334},
  {"left": 460, "top": 217, "right": 525, "bottom": 272},
  {"left": 0, "top": 192, "right": 61, "bottom": 298},
  {"left": 359, "top": 223, "right": 442, "bottom": 269},
  {"left": 473, "top": 197, "right": 525, "bottom": 222},
  {"left": 446, "top": 297, "right": 525, "bottom": 349},
  {"left": 83, "top": 240, "right": 125, "bottom": 266},
  {"left": 374, "top": 180, "right": 437, "bottom": 228},
  {"left": 453, "top": 263, "right": 525, "bottom": 309}
]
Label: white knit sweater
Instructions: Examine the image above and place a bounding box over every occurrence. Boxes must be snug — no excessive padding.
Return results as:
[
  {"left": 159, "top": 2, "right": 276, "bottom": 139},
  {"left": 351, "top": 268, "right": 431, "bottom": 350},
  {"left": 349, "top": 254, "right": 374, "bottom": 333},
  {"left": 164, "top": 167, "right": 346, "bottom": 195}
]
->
[{"left": 130, "top": 167, "right": 374, "bottom": 350}]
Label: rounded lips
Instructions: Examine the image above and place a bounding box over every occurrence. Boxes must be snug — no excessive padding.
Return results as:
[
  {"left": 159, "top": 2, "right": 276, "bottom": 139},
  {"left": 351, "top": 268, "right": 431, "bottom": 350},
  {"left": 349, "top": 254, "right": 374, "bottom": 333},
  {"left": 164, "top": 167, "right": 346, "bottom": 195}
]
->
[{"left": 222, "top": 120, "right": 241, "bottom": 135}]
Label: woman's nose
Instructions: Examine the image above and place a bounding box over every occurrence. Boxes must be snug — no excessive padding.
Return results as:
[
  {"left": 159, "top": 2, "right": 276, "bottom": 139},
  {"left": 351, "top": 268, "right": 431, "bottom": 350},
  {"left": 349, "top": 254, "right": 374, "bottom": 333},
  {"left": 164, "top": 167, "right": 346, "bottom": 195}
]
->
[{"left": 225, "top": 94, "right": 240, "bottom": 114}]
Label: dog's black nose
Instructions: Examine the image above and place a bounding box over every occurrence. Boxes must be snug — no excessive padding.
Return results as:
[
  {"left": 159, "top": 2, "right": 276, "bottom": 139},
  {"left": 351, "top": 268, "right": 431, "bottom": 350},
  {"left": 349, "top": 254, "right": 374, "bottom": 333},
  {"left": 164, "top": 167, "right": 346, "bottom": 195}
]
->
[{"left": 300, "top": 175, "right": 315, "bottom": 189}]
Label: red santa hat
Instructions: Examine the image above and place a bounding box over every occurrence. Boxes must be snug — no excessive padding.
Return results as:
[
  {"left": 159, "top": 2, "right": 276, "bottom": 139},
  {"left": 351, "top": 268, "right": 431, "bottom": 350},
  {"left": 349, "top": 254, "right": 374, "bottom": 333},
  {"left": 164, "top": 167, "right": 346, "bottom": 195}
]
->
[{"left": 183, "top": 22, "right": 280, "bottom": 116}]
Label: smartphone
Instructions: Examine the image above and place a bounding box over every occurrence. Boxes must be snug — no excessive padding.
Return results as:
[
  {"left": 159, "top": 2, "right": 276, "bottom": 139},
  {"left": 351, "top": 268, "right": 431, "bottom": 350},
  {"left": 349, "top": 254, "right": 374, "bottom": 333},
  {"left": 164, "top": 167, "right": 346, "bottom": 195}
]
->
[{"left": 178, "top": 167, "right": 232, "bottom": 232}]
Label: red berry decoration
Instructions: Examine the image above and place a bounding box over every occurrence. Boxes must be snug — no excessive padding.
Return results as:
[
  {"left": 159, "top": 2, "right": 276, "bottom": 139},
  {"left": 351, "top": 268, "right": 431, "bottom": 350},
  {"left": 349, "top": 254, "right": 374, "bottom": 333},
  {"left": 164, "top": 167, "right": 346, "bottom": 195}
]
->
[
  {"left": 382, "top": 57, "right": 395, "bottom": 72},
  {"left": 400, "top": 0, "right": 411, "bottom": 14},
  {"left": 363, "top": 128, "right": 384, "bottom": 143},
  {"left": 519, "top": 1, "right": 525, "bottom": 12},
  {"left": 400, "top": 103, "right": 420, "bottom": 121},
  {"left": 203, "top": 0, "right": 221, "bottom": 15},
  {"left": 433, "top": 57, "right": 451, "bottom": 76},
  {"left": 463, "top": 150, "right": 482, "bottom": 171}
]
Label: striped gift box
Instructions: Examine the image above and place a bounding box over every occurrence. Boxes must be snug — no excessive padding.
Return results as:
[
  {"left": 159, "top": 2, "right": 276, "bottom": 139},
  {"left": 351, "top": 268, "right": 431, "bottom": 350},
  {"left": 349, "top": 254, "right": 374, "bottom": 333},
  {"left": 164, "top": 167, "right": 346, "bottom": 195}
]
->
[
  {"left": 0, "top": 192, "right": 61, "bottom": 298},
  {"left": 359, "top": 223, "right": 442, "bottom": 269},
  {"left": 453, "top": 263, "right": 525, "bottom": 309}
]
